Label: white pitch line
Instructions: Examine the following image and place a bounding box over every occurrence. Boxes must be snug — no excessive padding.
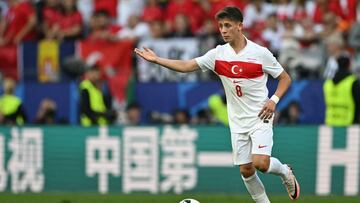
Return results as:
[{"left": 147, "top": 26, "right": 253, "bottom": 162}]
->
[{"left": 197, "top": 152, "right": 233, "bottom": 167}]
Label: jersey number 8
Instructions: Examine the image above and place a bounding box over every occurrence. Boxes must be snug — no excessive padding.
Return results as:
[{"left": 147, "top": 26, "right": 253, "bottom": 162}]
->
[{"left": 235, "top": 85, "right": 242, "bottom": 97}]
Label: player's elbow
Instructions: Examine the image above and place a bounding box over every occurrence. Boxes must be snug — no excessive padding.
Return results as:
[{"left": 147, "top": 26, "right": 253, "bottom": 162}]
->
[
  {"left": 278, "top": 71, "right": 292, "bottom": 85},
  {"left": 286, "top": 74, "right": 292, "bottom": 85},
  {"left": 178, "top": 68, "right": 190, "bottom": 73},
  {"left": 182, "top": 68, "right": 195, "bottom": 73},
  {"left": 181, "top": 60, "right": 198, "bottom": 73}
]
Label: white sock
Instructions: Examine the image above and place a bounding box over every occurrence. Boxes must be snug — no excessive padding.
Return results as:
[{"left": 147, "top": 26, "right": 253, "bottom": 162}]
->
[
  {"left": 242, "top": 172, "right": 270, "bottom": 203},
  {"left": 266, "top": 157, "right": 290, "bottom": 179}
]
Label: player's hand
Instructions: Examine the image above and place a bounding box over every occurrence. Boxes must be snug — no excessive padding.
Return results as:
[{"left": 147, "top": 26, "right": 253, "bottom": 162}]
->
[
  {"left": 258, "top": 100, "right": 276, "bottom": 120},
  {"left": 134, "top": 47, "right": 158, "bottom": 63}
]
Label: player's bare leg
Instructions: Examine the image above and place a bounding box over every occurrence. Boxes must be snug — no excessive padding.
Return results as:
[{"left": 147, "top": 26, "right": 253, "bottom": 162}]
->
[
  {"left": 253, "top": 154, "right": 300, "bottom": 200},
  {"left": 240, "top": 163, "right": 270, "bottom": 203}
]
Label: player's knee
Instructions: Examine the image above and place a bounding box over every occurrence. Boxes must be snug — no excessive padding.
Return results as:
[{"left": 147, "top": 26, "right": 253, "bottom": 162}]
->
[
  {"left": 240, "top": 164, "right": 255, "bottom": 178},
  {"left": 253, "top": 160, "right": 269, "bottom": 173}
]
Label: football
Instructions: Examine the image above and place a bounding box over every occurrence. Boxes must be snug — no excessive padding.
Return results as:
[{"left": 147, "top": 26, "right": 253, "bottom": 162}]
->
[{"left": 179, "top": 198, "right": 200, "bottom": 203}]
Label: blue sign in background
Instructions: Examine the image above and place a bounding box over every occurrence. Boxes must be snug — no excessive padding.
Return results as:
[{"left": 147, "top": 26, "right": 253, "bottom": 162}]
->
[{"left": 0, "top": 80, "right": 325, "bottom": 124}]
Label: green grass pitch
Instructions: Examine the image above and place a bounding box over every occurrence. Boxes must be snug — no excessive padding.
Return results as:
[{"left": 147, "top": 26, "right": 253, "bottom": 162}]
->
[{"left": 1, "top": 193, "right": 360, "bottom": 203}]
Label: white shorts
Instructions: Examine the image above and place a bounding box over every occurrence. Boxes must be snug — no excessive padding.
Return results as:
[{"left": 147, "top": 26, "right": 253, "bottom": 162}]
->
[{"left": 231, "top": 121, "right": 273, "bottom": 165}]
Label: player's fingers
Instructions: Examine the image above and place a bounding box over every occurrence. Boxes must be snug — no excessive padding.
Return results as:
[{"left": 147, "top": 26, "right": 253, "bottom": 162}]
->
[
  {"left": 134, "top": 50, "right": 142, "bottom": 57},
  {"left": 267, "top": 109, "right": 274, "bottom": 119},
  {"left": 259, "top": 110, "right": 267, "bottom": 119},
  {"left": 265, "top": 112, "right": 273, "bottom": 120},
  {"left": 134, "top": 50, "right": 146, "bottom": 59},
  {"left": 134, "top": 48, "right": 142, "bottom": 54},
  {"left": 258, "top": 107, "right": 266, "bottom": 117},
  {"left": 262, "top": 108, "right": 273, "bottom": 120},
  {"left": 263, "top": 114, "right": 272, "bottom": 123},
  {"left": 134, "top": 49, "right": 140, "bottom": 55}
]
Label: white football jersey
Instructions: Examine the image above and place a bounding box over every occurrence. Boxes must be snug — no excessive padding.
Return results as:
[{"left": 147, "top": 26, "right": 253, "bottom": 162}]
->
[{"left": 195, "top": 38, "right": 284, "bottom": 133}]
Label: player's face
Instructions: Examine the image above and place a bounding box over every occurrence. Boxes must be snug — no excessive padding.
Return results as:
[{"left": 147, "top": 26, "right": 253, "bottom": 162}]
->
[{"left": 218, "top": 18, "right": 243, "bottom": 43}]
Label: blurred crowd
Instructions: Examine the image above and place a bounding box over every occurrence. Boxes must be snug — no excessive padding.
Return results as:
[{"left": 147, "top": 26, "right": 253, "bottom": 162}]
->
[
  {"left": 0, "top": 0, "right": 359, "bottom": 79},
  {"left": 0, "top": 0, "right": 360, "bottom": 126}
]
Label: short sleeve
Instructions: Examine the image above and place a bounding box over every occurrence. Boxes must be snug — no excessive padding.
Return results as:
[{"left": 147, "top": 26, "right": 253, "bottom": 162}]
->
[
  {"left": 195, "top": 48, "right": 216, "bottom": 71},
  {"left": 262, "top": 48, "right": 284, "bottom": 78}
]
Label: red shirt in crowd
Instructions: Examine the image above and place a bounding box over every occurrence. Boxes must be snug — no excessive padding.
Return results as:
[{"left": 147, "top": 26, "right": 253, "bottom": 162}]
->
[
  {"left": 165, "top": 0, "right": 206, "bottom": 33},
  {"left": 142, "top": 4, "right": 163, "bottom": 22},
  {"left": 59, "top": 11, "right": 82, "bottom": 30},
  {"left": 293, "top": 7, "right": 308, "bottom": 21},
  {"left": 208, "top": 0, "right": 247, "bottom": 19},
  {"left": 87, "top": 24, "right": 121, "bottom": 41},
  {"left": 4, "top": 1, "right": 36, "bottom": 42},
  {"left": 328, "top": 0, "right": 357, "bottom": 22},
  {"left": 42, "top": 6, "right": 61, "bottom": 28},
  {"left": 312, "top": 0, "right": 357, "bottom": 23},
  {"left": 94, "top": 0, "right": 117, "bottom": 18}
]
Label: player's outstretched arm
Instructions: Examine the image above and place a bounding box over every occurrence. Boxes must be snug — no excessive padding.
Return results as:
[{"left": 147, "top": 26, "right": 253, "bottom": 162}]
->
[{"left": 134, "top": 47, "right": 199, "bottom": 73}]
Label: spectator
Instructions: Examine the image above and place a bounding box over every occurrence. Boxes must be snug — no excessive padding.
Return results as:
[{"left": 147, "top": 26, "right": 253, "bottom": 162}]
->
[
  {"left": 35, "top": 98, "right": 57, "bottom": 124},
  {"left": 124, "top": 102, "right": 142, "bottom": 125},
  {"left": 117, "top": 14, "right": 150, "bottom": 41},
  {"left": 308, "top": 0, "right": 356, "bottom": 30},
  {"left": 94, "top": 0, "right": 117, "bottom": 19},
  {"left": 323, "top": 33, "right": 347, "bottom": 79},
  {"left": 242, "top": 0, "right": 275, "bottom": 30},
  {"left": 319, "top": 12, "right": 341, "bottom": 41},
  {"left": 141, "top": 0, "right": 163, "bottom": 23},
  {"left": 191, "top": 109, "right": 213, "bottom": 125},
  {"left": 276, "top": 0, "right": 294, "bottom": 21},
  {"left": 87, "top": 10, "right": 121, "bottom": 42},
  {"left": 117, "top": 0, "right": 144, "bottom": 26},
  {"left": 310, "top": 0, "right": 337, "bottom": 24},
  {"left": 276, "top": 101, "right": 302, "bottom": 125},
  {"left": 164, "top": 0, "right": 206, "bottom": 34},
  {"left": 79, "top": 66, "right": 116, "bottom": 126},
  {"left": 168, "top": 13, "right": 193, "bottom": 38},
  {"left": 0, "top": 78, "right": 26, "bottom": 125},
  {"left": 279, "top": 16, "right": 324, "bottom": 79},
  {"left": 323, "top": 56, "right": 360, "bottom": 126},
  {"left": 349, "top": 13, "right": 360, "bottom": 77},
  {"left": 262, "top": 13, "right": 283, "bottom": 57},
  {"left": 242, "top": 0, "right": 274, "bottom": 46},
  {"left": 0, "top": 0, "right": 36, "bottom": 45},
  {"left": 292, "top": 0, "right": 308, "bottom": 21},
  {"left": 197, "top": 18, "right": 224, "bottom": 54},
  {"left": 56, "top": 0, "right": 83, "bottom": 41},
  {"left": 173, "top": 108, "right": 190, "bottom": 124},
  {"left": 77, "top": 0, "right": 93, "bottom": 24},
  {"left": 208, "top": 94, "right": 228, "bottom": 126},
  {"left": 41, "top": 0, "right": 83, "bottom": 41},
  {"left": 332, "top": 0, "right": 357, "bottom": 32},
  {"left": 294, "top": 17, "right": 319, "bottom": 45},
  {"left": 41, "top": 0, "right": 61, "bottom": 39},
  {"left": 204, "top": 0, "right": 248, "bottom": 22},
  {"left": 148, "top": 20, "right": 166, "bottom": 39}
]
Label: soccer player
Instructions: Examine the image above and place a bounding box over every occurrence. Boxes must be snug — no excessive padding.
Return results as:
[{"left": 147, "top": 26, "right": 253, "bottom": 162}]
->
[{"left": 135, "top": 6, "right": 300, "bottom": 203}]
